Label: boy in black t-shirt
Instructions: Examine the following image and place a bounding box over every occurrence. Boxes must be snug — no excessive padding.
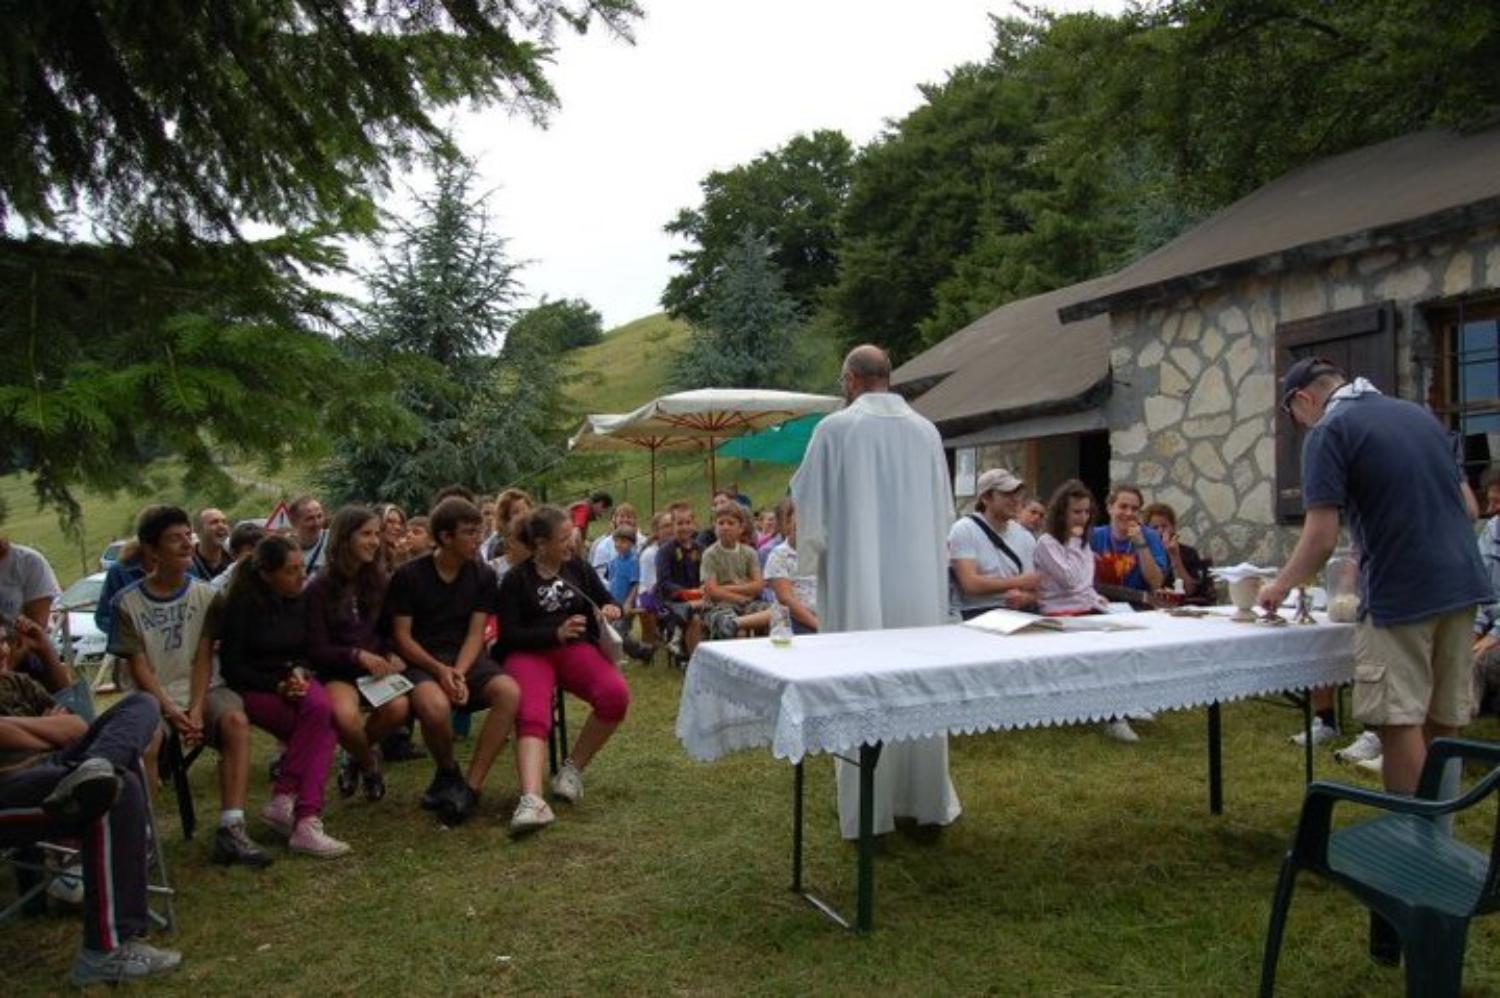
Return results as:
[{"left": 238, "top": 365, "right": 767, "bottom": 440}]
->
[{"left": 388, "top": 498, "right": 520, "bottom": 825}]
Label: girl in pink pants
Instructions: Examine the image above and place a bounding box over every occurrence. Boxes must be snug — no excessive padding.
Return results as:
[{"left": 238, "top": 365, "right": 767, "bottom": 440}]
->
[{"left": 494, "top": 506, "right": 631, "bottom": 836}]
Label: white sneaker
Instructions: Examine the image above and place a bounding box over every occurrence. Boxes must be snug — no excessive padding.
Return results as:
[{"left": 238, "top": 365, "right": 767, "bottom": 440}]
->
[
  {"left": 1289, "top": 717, "right": 1338, "bottom": 747},
  {"left": 550, "top": 761, "right": 584, "bottom": 803},
  {"left": 1103, "top": 719, "right": 1139, "bottom": 743},
  {"left": 1335, "top": 730, "right": 1383, "bottom": 763},
  {"left": 47, "top": 863, "right": 84, "bottom": 905},
  {"left": 1356, "top": 755, "right": 1384, "bottom": 775},
  {"left": 509, "top": 794, "right": 556, "bottom": 836}
]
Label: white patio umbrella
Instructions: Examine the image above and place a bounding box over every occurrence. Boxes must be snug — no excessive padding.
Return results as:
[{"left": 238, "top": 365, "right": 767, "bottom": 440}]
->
[
  {"left": 568, "top": 388, "right": 843, "bottom": 510},
  {"left": 567, "top": 413, "right": 717, "bottom": 514}
]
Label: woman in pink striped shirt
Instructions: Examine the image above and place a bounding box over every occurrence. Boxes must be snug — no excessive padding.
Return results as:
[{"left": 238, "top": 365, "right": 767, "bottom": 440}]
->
[{"left": 1034, "top": 479, "right": 1109, "bottom": 616}]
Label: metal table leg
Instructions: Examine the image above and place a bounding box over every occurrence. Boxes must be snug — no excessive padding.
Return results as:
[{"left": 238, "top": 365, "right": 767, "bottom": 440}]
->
[
  {"left": 1207, "top": 702, "right": 1223, "bottom": 815},
  {"left": 855, "top": 741, "right": 882, "bottom": 932},
  {"left": 788, "top": 741, "right": 883, "bottom": 933}
]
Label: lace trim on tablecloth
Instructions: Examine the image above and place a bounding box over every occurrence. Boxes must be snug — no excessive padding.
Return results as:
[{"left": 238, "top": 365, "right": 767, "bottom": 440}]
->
[{"left": 677, "top": 656, "right": 1350, "bottom": 763}]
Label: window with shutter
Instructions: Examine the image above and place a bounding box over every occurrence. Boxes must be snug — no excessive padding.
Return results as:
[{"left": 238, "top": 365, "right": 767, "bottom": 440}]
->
[
  {"left": 1427, "top": 299, "right": 1500, "bottom": 490},
  {"left": 1273, "top": 303, "right": 1396, "bottom": 522}
]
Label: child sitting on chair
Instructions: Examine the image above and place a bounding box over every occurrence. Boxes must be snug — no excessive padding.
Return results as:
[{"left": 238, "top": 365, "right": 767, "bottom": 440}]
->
[{"left": 700, "top": 503, "right": 772, "bottom": 639}]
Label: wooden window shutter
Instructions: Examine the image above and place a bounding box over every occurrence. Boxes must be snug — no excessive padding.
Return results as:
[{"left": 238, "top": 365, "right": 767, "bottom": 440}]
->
[{"left": 1273, "top": 303, "right": 1396, "bottom": 522}]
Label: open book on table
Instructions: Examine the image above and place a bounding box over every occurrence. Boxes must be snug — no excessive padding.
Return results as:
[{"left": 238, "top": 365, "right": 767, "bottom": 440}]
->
[{"left": 961, "top": 608, "right": 1145, "bottom": 635}]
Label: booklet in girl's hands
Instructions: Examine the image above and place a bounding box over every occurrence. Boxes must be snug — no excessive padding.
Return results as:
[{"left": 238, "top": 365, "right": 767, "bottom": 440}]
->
[{"left": 357, "top": 673, "right": 415, "bottom": 708}]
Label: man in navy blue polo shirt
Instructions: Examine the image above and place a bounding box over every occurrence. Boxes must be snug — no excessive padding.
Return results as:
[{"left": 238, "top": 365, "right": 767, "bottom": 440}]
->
[{"left": 1260, "top": 358, "right": 1487, "bottom": 793}]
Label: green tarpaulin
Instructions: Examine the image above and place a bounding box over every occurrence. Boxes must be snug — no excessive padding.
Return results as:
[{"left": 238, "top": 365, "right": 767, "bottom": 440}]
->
[{"left": 715, "top": 413, "right": 825, "bottom": 464}]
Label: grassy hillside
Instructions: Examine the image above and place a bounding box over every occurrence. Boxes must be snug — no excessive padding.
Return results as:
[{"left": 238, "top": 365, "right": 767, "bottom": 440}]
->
[
  {"left": 548, "top": 312, "right": 834, "bottom": 521},
  {"left": 1, "top": 463, "right": 313, "bottom": 587}
]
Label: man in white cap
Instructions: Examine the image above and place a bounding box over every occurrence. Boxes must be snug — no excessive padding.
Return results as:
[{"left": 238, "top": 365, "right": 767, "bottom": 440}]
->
[
  {"left": 792, "top": 344, "right": 961, "bottom": 840},
  {"left": 948, "top": 468, "right": 1040, "bottom": 620}
]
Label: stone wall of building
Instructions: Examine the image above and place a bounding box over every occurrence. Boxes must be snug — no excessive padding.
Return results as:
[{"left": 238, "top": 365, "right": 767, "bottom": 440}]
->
[{"left": 1103, "top": 224, "right": 1500, "bottom": 567}]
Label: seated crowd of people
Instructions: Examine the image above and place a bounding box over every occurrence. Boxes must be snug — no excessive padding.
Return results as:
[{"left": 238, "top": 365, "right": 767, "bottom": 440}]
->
[
  {"left": 11, "top": 466, "right": 1500, "bottom": 983},
  {"left": 0, "top": 486, "right": 657, "bottom": 983}
]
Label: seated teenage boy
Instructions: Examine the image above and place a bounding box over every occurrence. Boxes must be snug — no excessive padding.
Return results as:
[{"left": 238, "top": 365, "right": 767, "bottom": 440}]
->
[
  {"left": 700, "top": 503, "right": 773, "bottom": 639},
  {"left": 0, "top": 616, "right": 183, "bottom": 985},
  {"left": 387, "top": 497, "right": 520, "bottom": 825},
  {"left": 109, "top": 505, "right": 271, "bottom": 868},
  {"left": 654, "top": 503, "right": 706, "bottom": 656}
]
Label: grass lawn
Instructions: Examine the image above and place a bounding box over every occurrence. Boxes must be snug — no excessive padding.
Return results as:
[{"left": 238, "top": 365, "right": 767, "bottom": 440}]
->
[{"left": 5, "top": 659, "right": 1500, "bottom": 995}]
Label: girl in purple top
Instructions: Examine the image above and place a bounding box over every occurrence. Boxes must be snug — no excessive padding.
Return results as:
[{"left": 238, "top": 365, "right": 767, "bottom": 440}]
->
[
  {"left": 304, "top": 506, "right": 411, "bottom": 802},
  {"left": 1034, "top": 479, "right": 1110, "bottom": 616}
]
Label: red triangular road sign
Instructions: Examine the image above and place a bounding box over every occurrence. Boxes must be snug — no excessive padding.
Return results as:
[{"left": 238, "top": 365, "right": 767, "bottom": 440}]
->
[{"left": 265, "top": 501, "right": 292, "bottom": 532}]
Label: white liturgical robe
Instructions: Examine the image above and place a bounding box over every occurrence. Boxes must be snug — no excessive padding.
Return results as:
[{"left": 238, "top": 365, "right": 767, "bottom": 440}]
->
[{"left": 791, "top": 390, "right": 962, "bottom": 838}]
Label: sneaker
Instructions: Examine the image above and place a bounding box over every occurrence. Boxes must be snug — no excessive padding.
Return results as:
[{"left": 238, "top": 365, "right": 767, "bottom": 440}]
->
[
  {"left": 47, "top": 863, "right": 84, "bottom": 905},
  {"left": 42, "top": 758, "right": 121, "bottom": 825},
  {"left": 362, "top": 767, "right": 387, "bottom": 803},
  {"left": 336, "top": 752, "right": 358, "bottom": 799},
  {"left": 1102, "top": 719, "right": 1139, "bottom": 743},
  {"left": 420, "top": 767, "right": 462, "bottom": 811},
  {"left": 1289, "top": 717, "right": 1339, "bottom": 747},
  {"left": 1356, "top": 755, "right": 1384, "bottom": 775},
  {"left": 71, "top": 937, "right": 183, "bottom": 985},
  {"left": 509, "top": 793, "right": 556, "bottom": 836},
  {"left": 623, "top": 635, "right": 656, "bottom": 662},
  {"left": 289, "top": 816, "right": 351, "bottom": 859},
  {"left": 260, "top": 794, "right": 295, "bottom": 837},
  {"left": 550, "top": 761, "right": 584, "bottom": 803},
  {"left": 439, "top": 783, "right": 479, "bottom": 827},
  {"left": 1335, "top": 730, "right": 1383, "bottom": 763},
  {"left": 211, "top": 822, "right": 273, "bottom": 869}
]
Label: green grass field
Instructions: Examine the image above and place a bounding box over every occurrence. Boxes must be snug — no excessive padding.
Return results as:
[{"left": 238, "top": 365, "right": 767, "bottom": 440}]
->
[
  {"left": 0, "top": 463, "right": 313, "bottom": 588},
  {"left": 5, "top": 670, "right": 1499, "bottom": 995}
]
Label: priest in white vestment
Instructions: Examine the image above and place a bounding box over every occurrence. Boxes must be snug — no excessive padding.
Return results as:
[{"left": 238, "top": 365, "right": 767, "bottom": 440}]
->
[{"left": 791, "top": 344, "right": 962, "bottom": 839}]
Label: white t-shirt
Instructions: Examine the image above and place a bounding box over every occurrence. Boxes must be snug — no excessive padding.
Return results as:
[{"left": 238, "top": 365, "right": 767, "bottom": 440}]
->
[
  {"left": 764, "top": 541, "right": 816, "bottom": 613},
  {"left": 947, "top": 514, "right": 1036, "bottom": 613},
  {"left": 109, "top": 578, "right": 222, "bottom": 705},
  {"left": 638, "top": 542, "right": 660, "bottom": 592},
  {"left": 0, "top": 544, "right": 60, "bottom": 622}
]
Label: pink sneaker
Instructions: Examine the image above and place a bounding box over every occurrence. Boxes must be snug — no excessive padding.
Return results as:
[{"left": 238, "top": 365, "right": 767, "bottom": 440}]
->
[
  {"left": 288, "top": 817, "right": 351, "bottom": 859},
  {"left": 260, "top": 794, "right": 295, "bottom": 837}
]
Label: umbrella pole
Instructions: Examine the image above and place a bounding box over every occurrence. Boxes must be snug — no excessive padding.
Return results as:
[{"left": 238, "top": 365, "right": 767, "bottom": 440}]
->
[
  {"left": 650, "top": 448, "right": 657, "bottom": 516},
  {"left": 709, "top": 437, "right": 718, "bottom": 494}
]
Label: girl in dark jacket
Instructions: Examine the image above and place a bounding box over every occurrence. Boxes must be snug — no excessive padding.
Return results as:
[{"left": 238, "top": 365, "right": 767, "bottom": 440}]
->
[
  {"left": 304, "top": 506, "right": 410, "bottom": 802},
  {"left": 219, "top": 535, "right": 348, "bottom": 858}
]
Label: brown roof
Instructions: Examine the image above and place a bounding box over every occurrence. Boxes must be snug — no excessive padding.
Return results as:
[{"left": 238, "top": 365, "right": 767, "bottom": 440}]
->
[
  {"left": 1060, "top": 126, "right": 1500, "bottom": 321},
  {"left": 891, "top": 278, "right": 1112, "bottom": 435}
]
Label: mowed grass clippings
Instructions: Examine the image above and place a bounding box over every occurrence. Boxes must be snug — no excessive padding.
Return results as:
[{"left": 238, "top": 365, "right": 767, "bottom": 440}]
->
[{"left": 5, "top": 662, "right": 1500, "bottom": 996}]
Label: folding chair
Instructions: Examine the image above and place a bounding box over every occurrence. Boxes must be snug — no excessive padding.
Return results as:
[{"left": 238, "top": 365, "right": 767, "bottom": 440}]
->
[
  {"left": 1, "top": 758, "right": 180, "bottom": 936},
  {"left": 546, "top": 688, "right": 569, "bottom": 777},
  {"left": 158, "top": 729, "right": 205, "bottom": 840}
]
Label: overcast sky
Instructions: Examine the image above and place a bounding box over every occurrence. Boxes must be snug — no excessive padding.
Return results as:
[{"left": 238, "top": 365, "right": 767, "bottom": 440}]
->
[{"left": 369, "top": 0, "right": 1124, "bottom": 330}]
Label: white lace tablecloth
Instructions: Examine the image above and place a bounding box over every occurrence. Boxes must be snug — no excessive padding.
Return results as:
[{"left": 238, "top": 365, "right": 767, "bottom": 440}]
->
[{"left": 675, "top": 611, "right": 1355, "bottom": 763}]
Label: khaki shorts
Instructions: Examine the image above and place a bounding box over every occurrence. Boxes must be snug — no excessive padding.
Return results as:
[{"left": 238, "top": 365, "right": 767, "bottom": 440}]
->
[
  {"left": 1353, "top": 607, "right": 1475, "bottom": 727},
  {"left": 160, "top": 686, "right": 245, "bottom": 750}
]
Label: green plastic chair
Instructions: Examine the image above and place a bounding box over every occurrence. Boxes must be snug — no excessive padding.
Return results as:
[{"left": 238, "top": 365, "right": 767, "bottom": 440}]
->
[{"left": 1259, "top": 738, "right": 1500, "bottom": 996}]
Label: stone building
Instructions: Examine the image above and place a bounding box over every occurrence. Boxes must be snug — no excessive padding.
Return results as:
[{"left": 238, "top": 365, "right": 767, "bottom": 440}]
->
[{"left": 895, "top": 125, "right": 1500, "bottom": 566}]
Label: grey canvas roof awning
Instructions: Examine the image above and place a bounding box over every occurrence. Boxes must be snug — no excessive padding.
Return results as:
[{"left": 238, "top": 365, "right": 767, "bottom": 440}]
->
[
  {"left": 1060, "top": 126, "right": 1500, "bottom": 322},
  {"left": 891, "top": 278, "right": 1113, "bottom": 439}
]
